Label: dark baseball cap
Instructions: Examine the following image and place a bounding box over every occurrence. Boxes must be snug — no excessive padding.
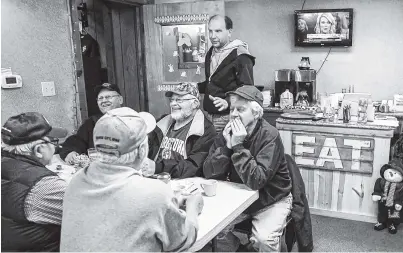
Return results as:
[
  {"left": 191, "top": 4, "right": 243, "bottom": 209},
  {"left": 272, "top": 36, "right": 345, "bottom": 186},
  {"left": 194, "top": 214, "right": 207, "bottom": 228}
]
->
[
  {"left": 226, "top": 86, "right": 264, "bottom": 107},
  {"left": 94, "top": 83, "right": 121, "bottom": 96},
  {"left": 2, "top": 112, "right": 68, "bottom": 145}
]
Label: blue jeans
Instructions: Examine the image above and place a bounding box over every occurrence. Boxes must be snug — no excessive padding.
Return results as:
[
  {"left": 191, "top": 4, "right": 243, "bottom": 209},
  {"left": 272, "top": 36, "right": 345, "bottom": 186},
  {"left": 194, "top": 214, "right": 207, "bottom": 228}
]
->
[{"left": 216, "top": 193, "right": 293, "bottom": 252}]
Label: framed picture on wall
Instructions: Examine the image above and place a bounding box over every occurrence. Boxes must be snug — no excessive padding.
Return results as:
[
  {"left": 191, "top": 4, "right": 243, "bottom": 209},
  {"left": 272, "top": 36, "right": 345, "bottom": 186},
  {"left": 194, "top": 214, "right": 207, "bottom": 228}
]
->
[{"left": 155, "top": 14, "right": 209, "bottom": 69}]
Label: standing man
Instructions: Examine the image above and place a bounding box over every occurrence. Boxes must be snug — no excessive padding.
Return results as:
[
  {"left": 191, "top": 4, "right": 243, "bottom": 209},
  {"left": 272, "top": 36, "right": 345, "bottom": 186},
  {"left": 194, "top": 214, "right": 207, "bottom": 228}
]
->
[
  {"left": 2, "top": 112, "right": 68, "bottom": 251},
  {"left": 204, "top": 86, "right": 292, "bottom": 252},
  {"left": 60, "top": 107, "right": 203, "bottom": 252},
  {"left": 198, "top": 15, "right": 255, "bottom": 132},
  {"left": 148, "top": 82, "right": 216, "bottom": 178},
  {"left": 59, "top": 82, "right": 123, "bottom": 164}
]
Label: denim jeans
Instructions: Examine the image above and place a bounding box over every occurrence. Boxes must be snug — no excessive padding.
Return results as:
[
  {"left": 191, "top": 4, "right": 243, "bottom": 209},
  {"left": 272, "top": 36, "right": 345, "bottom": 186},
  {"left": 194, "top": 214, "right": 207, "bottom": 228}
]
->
[
  {"left": 216, "top": 193, "right": 293, "bottom": 252},
  {"left": 206, "top": 113, "right": 230, "bottom": 133}
]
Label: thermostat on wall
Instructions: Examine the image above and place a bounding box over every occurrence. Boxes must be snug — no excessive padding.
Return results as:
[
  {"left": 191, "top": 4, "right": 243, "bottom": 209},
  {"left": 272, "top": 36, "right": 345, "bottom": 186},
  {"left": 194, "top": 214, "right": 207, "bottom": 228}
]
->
[{"left": 2, "top": 74, "right": 23, "bottom": 89}]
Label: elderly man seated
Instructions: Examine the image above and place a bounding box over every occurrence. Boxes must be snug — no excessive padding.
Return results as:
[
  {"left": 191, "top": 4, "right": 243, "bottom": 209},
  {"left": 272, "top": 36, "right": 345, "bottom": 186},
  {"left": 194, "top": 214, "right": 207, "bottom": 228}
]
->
[
  {"left": 60, "top": 107, "right": 203, "bottom": 252},
  {"left": 148, "top": 82, "right": 216, "bottom": 178},
  {"left": 59, "top": 82, "right": 123, "bottom": 164},
  {"left": 1, "top": 112, "right": 68, "bottom": 251},
  {"left": 204, "top": 86, "right": 292, "bottom": 252}
]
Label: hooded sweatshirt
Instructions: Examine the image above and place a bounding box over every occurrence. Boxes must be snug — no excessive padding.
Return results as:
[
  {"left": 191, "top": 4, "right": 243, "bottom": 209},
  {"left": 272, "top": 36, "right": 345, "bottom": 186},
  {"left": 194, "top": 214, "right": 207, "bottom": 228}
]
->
[
  {"left": 198, "top": 39, "right": 255, "bottom": 115},
  {"left": 60, "top": 161, "right": 197, "bottom": 252}
]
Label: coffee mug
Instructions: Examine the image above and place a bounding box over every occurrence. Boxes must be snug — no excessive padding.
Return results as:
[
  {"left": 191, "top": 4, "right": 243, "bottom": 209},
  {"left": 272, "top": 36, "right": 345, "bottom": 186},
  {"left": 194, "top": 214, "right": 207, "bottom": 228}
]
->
[{"left": 201, "top": 180, "right": 217, "bottom": 197}]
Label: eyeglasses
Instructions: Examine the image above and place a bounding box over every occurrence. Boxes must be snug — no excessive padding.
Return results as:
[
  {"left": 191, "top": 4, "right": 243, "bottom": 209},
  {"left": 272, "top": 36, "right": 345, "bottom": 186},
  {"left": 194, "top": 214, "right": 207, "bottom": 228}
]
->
[
  {"left": 39, "top": 137, "right": 60, "bottom": 147},
  {"left": 97, "top": 95, "right": 119, "bottom": 101},
  {"left": 169, "top": 98, "right": 195, "bottom": 104}
]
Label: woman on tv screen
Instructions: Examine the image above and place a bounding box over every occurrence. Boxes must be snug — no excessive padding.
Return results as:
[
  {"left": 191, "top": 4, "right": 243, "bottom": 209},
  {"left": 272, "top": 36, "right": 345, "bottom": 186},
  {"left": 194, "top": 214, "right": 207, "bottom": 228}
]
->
[{"left": 314, "top": 13, "right": 336, "bottom": 34}]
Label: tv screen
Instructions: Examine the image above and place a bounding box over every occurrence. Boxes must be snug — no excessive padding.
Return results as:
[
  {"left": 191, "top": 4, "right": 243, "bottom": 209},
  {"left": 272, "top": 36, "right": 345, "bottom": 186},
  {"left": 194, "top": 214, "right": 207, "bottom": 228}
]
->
[{"left": 295, "top": 8, "right": 353, "bottom": 47}]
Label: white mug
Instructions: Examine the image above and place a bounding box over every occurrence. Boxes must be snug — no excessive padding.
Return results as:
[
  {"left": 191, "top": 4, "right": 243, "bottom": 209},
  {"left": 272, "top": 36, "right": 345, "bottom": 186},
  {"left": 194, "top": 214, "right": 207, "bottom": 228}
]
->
[{"left": 201, "top": 180, "right": 217, "bottom": 197}]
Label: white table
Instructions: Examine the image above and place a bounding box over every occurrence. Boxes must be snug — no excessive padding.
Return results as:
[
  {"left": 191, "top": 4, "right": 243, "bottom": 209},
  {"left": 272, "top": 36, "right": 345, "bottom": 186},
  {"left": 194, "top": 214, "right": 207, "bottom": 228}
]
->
[
  {"left": 174, "top": 177, "right": 259, "bottom": 252},
  {"left": 46, "top": 154, "right": 76, "bottom": 182}
]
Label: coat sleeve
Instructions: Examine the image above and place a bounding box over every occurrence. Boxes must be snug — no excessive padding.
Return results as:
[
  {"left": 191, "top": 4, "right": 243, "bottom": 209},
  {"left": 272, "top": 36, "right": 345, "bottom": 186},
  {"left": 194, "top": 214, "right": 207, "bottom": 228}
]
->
[
  {"left": 235, "top": 54, "right": 254, "bottom": 87},
  {"left": 59, "top": 119, "right": 93, "bottom": 160},
  {"left": 156, "top": 190, "right": 198, "bottom": 252},
  {"left": 372, "top": 178, "right": 383, "bottom": 197},
  {"left": 231, "top": 134, "right": 284, "bottom": 191},
  {"left": 154, "top": 123, "right": 217, "bottom": 179},
  {"left": 198, "top": 81, "right": 207, "bottom": 94},
  {"left": 203, "top": 134, "right": 232, "bottom": 180}
]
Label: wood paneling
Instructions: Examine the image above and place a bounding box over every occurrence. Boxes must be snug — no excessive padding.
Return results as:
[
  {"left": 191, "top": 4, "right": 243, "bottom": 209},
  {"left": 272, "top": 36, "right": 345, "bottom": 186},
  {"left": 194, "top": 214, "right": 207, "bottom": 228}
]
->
[
  {"left": 143, "top": 1, "right": 224, "bottom": 118},
  {"left": 279, "top": 125, "right": 394, "bottom": 223}
]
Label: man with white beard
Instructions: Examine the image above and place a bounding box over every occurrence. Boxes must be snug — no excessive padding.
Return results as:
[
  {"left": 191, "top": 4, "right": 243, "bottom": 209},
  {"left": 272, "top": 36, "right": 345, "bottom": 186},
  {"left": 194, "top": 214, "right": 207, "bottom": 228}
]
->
[{"left": 148, "top": 82, "right": 216, "bottom": 178}]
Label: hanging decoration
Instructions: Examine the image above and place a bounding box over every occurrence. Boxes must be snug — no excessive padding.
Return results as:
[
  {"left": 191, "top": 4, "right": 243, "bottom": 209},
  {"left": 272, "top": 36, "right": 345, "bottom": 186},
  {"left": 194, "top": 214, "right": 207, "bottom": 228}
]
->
[
  {"left": 168, "top": 64, "right": 174, "bottom": 73},
  {"left": 181, "top": 71, "right": 187, "bottom": 77},
  {"left": 173, "top": 50, "right": 178, "bottom": 57},
  {"left": 196, "top": 65, "right": 201, "bottom": 75}
]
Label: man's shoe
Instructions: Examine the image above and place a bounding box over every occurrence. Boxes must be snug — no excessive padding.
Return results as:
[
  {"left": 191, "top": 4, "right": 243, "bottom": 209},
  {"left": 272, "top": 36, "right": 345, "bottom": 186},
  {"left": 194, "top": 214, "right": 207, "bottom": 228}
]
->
[
  {"left": 374, "top": 222, "right": 386, "bottom": 231},
  {"left": 388, "top": 224, "right": 397, "bottom": 234}
]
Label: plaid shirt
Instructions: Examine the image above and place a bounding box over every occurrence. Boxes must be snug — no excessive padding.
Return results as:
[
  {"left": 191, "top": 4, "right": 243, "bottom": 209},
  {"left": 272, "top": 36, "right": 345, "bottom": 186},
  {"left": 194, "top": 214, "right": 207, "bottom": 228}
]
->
[{"left": 24, "top": 176, "right": 67, "bottom": 225}]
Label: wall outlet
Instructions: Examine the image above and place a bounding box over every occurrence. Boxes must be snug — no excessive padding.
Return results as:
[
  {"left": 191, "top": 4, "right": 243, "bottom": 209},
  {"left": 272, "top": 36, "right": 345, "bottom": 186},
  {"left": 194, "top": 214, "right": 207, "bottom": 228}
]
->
[{"left": 41, "top": 81, "right": 56, "bottom": 96}]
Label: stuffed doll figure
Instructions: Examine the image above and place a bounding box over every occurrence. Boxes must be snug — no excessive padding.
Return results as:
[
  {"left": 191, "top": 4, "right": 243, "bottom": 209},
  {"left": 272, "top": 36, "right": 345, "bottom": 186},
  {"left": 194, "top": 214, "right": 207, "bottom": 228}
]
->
[{"left": 372, "top": 158, "right": 403, "bottom": 234}]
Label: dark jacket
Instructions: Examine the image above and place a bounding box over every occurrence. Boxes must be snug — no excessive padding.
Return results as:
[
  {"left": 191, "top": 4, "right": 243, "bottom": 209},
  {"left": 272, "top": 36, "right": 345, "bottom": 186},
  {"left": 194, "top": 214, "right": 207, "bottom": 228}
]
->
[
  {"left": 148, "top": 110, "right": 216, "bottom": 178},
  {"left": 285, "top": 154, "right": 314, "bottom": 252},
  {"left": 203, "top": 119, "right": 291, "bottom": 214},
  {"left": 1, "top": 151, "right": 61, "bottom": 252},
  {"left": 198, "top": 47, "right": 255, "bottom": 115},
  {"left": 59, "top": 114, "right": 103, "bottom": 160}
]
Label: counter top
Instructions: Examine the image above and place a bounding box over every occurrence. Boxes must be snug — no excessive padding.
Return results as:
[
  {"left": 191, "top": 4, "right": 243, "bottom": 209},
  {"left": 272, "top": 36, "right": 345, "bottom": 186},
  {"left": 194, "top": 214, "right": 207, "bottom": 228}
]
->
[
  {"left": 376, "top": 112, "right": 403, "bottom": 119},
  {"left": 276, "top": 117, "right": 398, "bottom": 130}
]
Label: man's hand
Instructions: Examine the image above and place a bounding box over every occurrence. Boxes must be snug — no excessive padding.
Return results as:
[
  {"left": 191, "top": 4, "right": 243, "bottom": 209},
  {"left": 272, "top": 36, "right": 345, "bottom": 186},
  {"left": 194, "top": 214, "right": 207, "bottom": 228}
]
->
[
  {"left": 230, "top": 118, "right": 247, "bottom": 147},
  {"left": 209, "top": 95, "right": 228, "bottom": 111},
  {"left": 141, "top": 158, "right": 156, "bottom": 177},
  {"left": 372, "top": 195, "right": 381, "bottom": 202},
  {"left": 396, "top": 204, "right": 402, "bottom": 211},
  {"left": 185, "top": 193, "right": 204, "bottom": 215},
  {"left": 65, "top": 151, "right": 79, "bottom": 165},
  {"left": 222, "top": 122, "right": 233, "bottom": 149}
]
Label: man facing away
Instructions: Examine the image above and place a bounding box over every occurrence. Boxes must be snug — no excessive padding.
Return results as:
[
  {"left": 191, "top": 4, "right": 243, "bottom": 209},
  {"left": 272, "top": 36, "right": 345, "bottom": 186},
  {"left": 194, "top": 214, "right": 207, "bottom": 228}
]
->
[
  {"left": 198, "top": 15, "right": 255, "bottom": 132},
  {"left": 60, "top": 107, "right": 203, "bottom": 252},
  {"left": 148, "top": 82, "right": 216, "bottom": 178},
  {"left": 1, "top": 112, "right": 68, "bottom": 251},
  {"left": 204, "top": 86, "right": 292, "bottom": 252},
  {"left": 59, "top": 82, "right": 123, "bottom": 164}
]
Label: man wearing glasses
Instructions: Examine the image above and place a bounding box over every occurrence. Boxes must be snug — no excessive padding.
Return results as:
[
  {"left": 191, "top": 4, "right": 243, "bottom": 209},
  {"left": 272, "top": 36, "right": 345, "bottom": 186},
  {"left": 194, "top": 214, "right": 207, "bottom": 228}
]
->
[
  {"left": 148, "top": 82, "right": 216, "bottom": 178},
  {"left": 1, "top": 112, "right": 68, "bottom": 251},
  {"left": 59, "top": 82, "right": 123, "bottom": 164}
]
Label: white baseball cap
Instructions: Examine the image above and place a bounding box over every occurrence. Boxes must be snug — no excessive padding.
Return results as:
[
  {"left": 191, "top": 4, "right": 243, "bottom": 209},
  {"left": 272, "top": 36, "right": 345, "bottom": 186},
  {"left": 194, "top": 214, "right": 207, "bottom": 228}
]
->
[{"left": 93, "top": 107, "right": 156, "bottom": 157}]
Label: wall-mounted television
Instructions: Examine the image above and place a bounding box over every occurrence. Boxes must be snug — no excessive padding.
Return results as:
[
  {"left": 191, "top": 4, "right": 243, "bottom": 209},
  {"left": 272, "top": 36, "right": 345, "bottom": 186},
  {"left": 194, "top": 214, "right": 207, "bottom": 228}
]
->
[{"left": 295, "top": 8, "right": 353, "bottom": 47}]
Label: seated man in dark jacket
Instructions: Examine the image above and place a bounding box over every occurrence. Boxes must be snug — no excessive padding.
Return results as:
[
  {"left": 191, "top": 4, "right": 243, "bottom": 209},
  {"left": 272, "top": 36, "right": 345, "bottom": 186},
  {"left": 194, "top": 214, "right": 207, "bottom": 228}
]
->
[
  {"left": 204, "top": 86, "right": 292, "bottom": 252},
  {"left": 1, "top": 112, "right": 68, "bottom": 251},
  {"left": 59, "top": 83, "right": 123, "bottom": 164},
  {"left": 148, "top": 82, "right": 216, "bottom": 178}
]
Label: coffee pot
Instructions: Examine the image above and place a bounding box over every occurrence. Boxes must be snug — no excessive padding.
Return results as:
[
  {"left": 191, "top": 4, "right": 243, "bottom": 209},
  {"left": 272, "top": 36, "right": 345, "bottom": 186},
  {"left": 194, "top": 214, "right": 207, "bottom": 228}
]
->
[{"left": 298, "top": 57, "right": 310, "bottom": 70}]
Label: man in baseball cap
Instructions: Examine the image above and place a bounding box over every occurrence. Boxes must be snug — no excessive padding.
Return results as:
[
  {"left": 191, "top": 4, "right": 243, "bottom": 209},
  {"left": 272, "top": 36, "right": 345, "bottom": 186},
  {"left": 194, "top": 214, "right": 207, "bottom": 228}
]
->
[
  {"left": 1, "top": 112, "right": 68, "bottom": 251},
  {"left": 204, "top": 86, "right": 293, "bottom": 252},
  {"left": 148, "top": 82, "right": 216, "bottom": 178},
  {"left": 59, "top": 82, "right": 123, "bottom": 165},
  {"left": 60, "top": 107, "right": 204, "bottom": 252}
]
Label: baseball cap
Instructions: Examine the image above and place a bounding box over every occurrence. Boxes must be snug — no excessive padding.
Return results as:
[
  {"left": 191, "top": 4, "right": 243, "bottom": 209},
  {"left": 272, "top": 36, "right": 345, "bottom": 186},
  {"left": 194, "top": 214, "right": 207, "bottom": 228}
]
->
[
  {"left": 93, "top": 107, "right": 156, "bottom": 157},
  {"left": 1, "top": 112, "right": 68, "bottom": 145},
  {"left": 226, "top": 86, "right": 264, "bottom": 108},
  {"left": 94, "top": 83, "right": 121, "bottom": 96},
  {"left": 165, "top": 82, "right": 200, "bottom": 100}
]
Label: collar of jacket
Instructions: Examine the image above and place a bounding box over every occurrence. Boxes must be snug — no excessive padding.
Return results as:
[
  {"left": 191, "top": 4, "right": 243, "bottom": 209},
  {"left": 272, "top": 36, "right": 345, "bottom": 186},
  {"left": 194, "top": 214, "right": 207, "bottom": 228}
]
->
[
  {"left": 243, "top": 119, "right": 262, "bottom": 145},
  {"left": 1, "top": 150, "right": 45, "bottom": 168},
  {"left": 155, "top": 109, "right": 205, "bottom": 159}
]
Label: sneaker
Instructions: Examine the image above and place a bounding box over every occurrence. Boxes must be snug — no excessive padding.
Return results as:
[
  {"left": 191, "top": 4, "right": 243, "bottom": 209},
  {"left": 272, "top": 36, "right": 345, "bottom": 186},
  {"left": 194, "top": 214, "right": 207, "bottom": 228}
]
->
[
  {"left": 388, "top": 224, "right": 397, "bottom": 234},
  {"left": 374, "top": 222, "right": 386, "bottom": 231}
]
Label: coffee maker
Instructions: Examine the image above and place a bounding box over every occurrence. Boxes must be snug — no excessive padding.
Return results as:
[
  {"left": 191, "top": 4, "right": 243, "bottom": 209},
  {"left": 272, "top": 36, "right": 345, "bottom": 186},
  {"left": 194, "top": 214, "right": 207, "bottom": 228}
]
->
[{"left": 273, "top": 69, "right": 316, "bottom": 106}]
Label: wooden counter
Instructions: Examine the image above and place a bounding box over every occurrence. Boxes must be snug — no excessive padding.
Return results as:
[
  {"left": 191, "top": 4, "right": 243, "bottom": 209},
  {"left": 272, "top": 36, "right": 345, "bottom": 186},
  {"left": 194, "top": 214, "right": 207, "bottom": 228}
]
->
[{"left": 277, "top": 118, "right": 398, "bottom": 223}]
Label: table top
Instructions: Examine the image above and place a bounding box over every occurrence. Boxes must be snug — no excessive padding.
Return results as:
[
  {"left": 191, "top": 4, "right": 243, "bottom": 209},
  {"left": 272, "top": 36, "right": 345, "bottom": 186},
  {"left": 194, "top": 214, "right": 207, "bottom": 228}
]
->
[{"left": 175, "top": 178, "right": 259, "bottom": 252}]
